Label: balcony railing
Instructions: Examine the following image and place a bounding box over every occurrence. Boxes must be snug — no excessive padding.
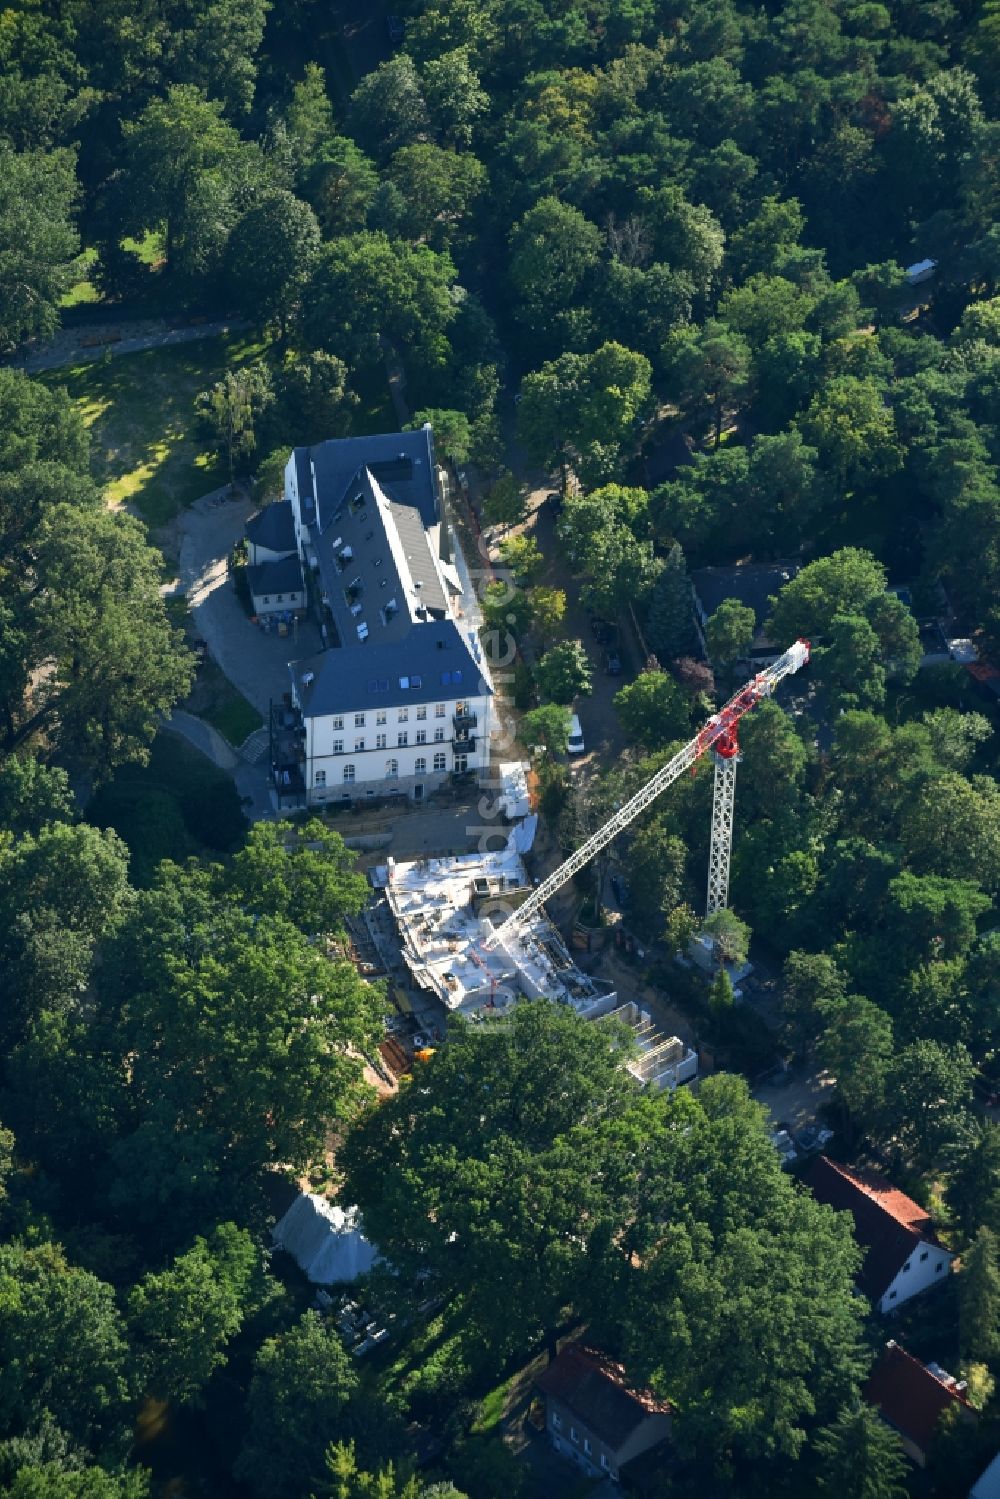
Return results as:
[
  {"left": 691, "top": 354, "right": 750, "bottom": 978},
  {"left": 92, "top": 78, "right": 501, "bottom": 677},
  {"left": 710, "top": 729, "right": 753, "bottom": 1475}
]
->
[{"left": 453, "top": 708, "right": 478, "bottom": 728}]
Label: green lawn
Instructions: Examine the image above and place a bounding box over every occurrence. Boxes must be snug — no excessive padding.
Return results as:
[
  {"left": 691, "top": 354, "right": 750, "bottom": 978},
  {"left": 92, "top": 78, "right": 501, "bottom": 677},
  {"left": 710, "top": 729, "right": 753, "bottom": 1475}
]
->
[
  {"left": 60, "top": 247, "right": 101, "bottom": 308},
  {"left": 42, "top": 331, "right": 272, "bottom": 527},
  {"left": 202, "top": 690, "right": 263, "bottom": 747}
]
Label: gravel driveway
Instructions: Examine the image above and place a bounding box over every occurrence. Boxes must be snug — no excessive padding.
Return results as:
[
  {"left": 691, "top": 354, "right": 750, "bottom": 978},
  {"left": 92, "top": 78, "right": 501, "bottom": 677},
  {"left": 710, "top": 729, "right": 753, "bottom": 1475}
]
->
[{"left": 178, "top": 489, "right": 322, "bottom": 717}]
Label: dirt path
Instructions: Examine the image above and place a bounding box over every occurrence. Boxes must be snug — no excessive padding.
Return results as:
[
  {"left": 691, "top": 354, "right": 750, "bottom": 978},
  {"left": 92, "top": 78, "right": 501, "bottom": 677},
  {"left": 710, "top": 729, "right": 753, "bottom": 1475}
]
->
[{"left": 9, "top": 315, "right": 251, "bottom": 375}]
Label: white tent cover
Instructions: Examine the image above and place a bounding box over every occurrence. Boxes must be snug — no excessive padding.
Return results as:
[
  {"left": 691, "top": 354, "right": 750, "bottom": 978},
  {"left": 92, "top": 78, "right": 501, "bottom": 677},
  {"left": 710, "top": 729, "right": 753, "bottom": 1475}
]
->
[{"left": 272, "top": 1192, "right": 379, "bottom": 1285}]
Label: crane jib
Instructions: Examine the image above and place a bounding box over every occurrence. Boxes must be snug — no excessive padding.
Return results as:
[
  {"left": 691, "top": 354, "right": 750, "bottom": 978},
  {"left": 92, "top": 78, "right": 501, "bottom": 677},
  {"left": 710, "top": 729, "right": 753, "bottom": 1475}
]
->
[{"left": 480, "top": 639, "right": 810, "bottom": 952}]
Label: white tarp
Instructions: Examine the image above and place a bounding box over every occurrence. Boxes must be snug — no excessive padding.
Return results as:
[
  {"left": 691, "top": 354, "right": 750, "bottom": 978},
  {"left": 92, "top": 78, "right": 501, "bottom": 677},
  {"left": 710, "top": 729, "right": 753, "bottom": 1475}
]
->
[
  {"left": 272, "top": 1193, "right": 379, "bottom": 1285},
  {"left": 499, "top": 761, "right": 531, "bottom": 820}
]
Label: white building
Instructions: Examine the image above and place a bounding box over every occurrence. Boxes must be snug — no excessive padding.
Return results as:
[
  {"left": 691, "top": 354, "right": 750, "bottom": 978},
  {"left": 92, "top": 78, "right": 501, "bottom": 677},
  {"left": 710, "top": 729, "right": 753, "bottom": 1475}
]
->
[{"left": 274, "top": 429, "right": 493, "bottom": 806}]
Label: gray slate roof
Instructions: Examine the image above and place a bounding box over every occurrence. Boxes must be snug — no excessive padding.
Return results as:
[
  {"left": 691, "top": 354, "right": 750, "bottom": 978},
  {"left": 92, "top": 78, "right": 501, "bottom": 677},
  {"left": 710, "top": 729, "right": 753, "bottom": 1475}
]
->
[
  {"left": 248, "top": 556, "right": 304, "bottom": 598},
  {"left": 290, "top": 616, "right": 488, "bottom": 718},
  {"left": 247, "top": 501, "right": 297, "bottom": 556},
  {"left": 311, "top": 427, "right": 438, "bottom": 530},
  {"left": 690, "top": 562, "right": 800, "bottom": 627}
]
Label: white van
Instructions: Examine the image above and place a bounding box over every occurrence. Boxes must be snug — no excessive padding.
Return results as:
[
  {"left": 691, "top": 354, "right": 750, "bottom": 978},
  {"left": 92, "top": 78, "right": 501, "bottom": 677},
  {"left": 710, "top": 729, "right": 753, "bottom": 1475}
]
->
[{"left": 567, "top": 713, "right": 585, "bottom": 755}]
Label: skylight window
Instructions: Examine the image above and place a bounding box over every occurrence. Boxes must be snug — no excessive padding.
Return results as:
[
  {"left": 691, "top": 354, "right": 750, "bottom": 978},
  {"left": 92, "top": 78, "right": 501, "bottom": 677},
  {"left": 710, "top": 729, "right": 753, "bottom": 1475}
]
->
[
  {"left": 411, "top": 674, "right": 422, "bottom": 688},
  {"left": 399, "top": 676, "right": 409, "bottom": 689}
]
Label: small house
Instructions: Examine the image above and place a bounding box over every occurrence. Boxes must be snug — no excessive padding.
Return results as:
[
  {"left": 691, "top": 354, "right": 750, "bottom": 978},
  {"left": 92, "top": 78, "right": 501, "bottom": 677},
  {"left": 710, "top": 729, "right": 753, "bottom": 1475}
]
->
[
  {"left": 803, "top": 1156, "right": 954, "bottom": 1312},
  {"left": 864, "top": 1340, "right": 974, "bottom": 1467},
  {"left": 690, "top": 562, "right": 800, "bottom": 666},
  {"left": 536, "top": 1341, "right": 672, "bottom": 1483},
  {"left": 247, "top": 555, "right": 306, "bottom": 617},
  {"left": 272, "top": 1191, "right": 379, "bottom": 1285}
]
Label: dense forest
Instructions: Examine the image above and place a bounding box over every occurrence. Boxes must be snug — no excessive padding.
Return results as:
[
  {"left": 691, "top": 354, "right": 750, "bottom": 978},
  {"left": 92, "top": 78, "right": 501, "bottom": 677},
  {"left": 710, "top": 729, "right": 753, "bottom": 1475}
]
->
[{"left": 2, "top": 0, "right": 1000, "bottom": 1495}]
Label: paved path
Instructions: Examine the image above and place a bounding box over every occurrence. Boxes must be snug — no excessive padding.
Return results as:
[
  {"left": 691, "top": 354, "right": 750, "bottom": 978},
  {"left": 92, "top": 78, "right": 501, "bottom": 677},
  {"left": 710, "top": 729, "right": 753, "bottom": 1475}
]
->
[
  {"left": 162, "top": 708, "right": 241, "bottom": 770},
  {"left": 11, "top": 316, "right": 251, "bottom": 375},
  {"left": 178, "top": 490, "right": 322, "bottom": 717}
]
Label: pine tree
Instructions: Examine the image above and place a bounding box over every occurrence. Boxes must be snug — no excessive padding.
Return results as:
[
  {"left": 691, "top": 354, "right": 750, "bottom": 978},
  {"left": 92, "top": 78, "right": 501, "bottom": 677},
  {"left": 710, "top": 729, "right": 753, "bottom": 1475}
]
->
[{"left": 645, "top": 543, "right": 696, "bottom": 658}]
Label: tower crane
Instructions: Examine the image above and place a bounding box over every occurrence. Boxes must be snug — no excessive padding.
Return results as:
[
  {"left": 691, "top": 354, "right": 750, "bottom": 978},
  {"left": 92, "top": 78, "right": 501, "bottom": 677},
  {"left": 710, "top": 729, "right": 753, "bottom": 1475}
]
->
[{"left": 481, "top": 639, "right": 810, "bottom": 952}]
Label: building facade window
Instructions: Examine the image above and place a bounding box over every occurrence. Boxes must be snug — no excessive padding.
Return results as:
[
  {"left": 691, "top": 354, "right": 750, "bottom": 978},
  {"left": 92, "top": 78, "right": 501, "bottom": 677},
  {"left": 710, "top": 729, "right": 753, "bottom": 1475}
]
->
[
  {"left": 416, "top": 706, "right": 427, "bottom": 720},
  {"left": 433, "top": 752, "right": 446, "bottom": 771},
  {"left": 355, "top": 737, "right": 365, "bottom": 751},
  {"left": 263, "top": 596, "right": 270, "bottom": 604},
  {"left": 415, "top": 757, "right": 426, "bottom": 773},
  {"left": 333, "top": 739, "right": 344, "bottom": 754},
  {"left": 570, "top": 1428, "right": 578, "bottom": 1446},
  {"left": 435, "top": 703, "right": 446, "bottom": 717},
  {"left": 454, "top": 755, "right": 468, "bottom": 773},
  {"left": 600, "top": 1456, "right": 609, "bottom": 1471},
  {"left": 583, "top": 1439, "right": 592, "bottom": 1457},
  {"left": 434, "top": 727, "right": 445, "bottom": 742},
  {"left": 314, "top": 770, "right": 326, "bottom": 787},
  {"left": 386, "top": 759, "right": 398, "bottom": 778},
  {"left": 354, "top": 713, "right": 365, "bottom": 727},
  {"left": 920, "top": 1250, "right": 929, "bottom": 1261},
  {"left": 551, "top": 1412, "right": 561, "bottom": 1431},
  {"left": 416, "top": 729, "right": 427, "bottom": 744},
  {"left": 398, "top": 707, "right": 408, "bottom": 722},
  {"left": 376, "top": 733, "right": 387, "bottom": 749},
  {"left": 333, "top": 716, "right": 344, "bottom": 730},
  {"left": 343, "top": 764, "right": 355, "bottom": 783},
  {"left": 376, "top": 710, "right": 387, "bottom": 725},
  {"left": 398, "top": 731, "right": 408, "bottom": 747}
]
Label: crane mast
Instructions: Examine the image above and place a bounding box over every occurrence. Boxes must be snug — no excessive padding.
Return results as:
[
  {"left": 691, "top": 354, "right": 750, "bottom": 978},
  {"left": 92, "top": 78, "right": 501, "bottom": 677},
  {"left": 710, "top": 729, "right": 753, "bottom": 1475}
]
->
[{"left": 482, "top": 639, "right": 810, "bottom": 951}]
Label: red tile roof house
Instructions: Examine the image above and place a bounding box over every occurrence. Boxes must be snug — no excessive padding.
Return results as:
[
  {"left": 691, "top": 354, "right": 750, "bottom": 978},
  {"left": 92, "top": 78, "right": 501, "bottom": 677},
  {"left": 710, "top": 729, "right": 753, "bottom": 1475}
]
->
[
  {"left": 803, "top": 1156, "right": 954, "bottom": 1313},
  {"left": 864, "top": 1340, "right": 975, "bottom": 1467},
  {"left": 535, "top": 1342, "right": 672, "bottom": 1483}
]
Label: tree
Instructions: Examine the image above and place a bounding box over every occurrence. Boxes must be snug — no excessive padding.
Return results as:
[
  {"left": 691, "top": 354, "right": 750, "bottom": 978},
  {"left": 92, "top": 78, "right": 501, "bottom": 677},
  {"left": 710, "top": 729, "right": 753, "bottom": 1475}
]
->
[
  {"left": 664, "top": 319, "right": 751, "bottom": 447},
  {"left": 797, "top": 376, "right": 902, "bottom": 488},
  {"left": 529, "top": 587, "right": 566, "bottom": 643},
  {"left": 613, "top": 671, "right": 689, "bottom": 750},
  {"left": 497, "top": 534, "right": 544, "bottom": 585},
  {"left": 272, "top": 351, "right": 357, "bottom": 446},
  {"left": 0, "top": 821, "right": 132, "bottom": 1048},
  {"left": 282, "top": 63, "right": 336, "bottom": 185},
  {"left": 303, "top": 136, "right": 380, "bottom": 238},
  {"left": 102, "top": 862, "right": 384, "bottom": 1234},
  {"left": 341, "top": 1003, "right": 641, "bottom": 1364},
  {"left": 709, "top": 966, "right": 736, "bottom": 1022},
  {"left": 322, "top": 1442, "right": 466, "bottom": 1499},
  {"left": 227, "top": 820, "right": 368, "bottom": 937},
  {"left": 519, "top": 704, "right": 572, "bottom": 759},
  {"left": 0, "top": 1466, "right": 150, "bottom": 1499},
  {"left": 421, "top": 45, "right": 488, "bottom": 146},
  {"left": 225, "top": 192, "right": 320, "bottom": 332},
  {"left": 406, "top": 409, "right": 471, "bottom": 464},
  {"left": 508, "top": 197, "right": 602, "bottom": 343},
  {"left": 703, "top": 908, "right": 751, "bottom": 967},
  {"left": 880, "top": 1040, "right": 975, "bottom": 1168},
  {"left": 0, "top": 144, "right": 79, "bottom": 350},
  {"left": 0, "top": 758, "right": 75, "bottom": 837},
  {"left": 901, "top": 773, "right": 1000, "bottom": 893},
  {"left": 302, "top": 234, "right": 458, "bottom": 376},
  {"left": 118, "top": 86, "right": 245, "bottom": 274},
  {"left": 0, "top": 1241, "right": 131, "bottom": 1452},
  {"left": 959, "top": 1228, "right": 1000, "bottom": 1366},
  {"left": 385, "top": 144, "right": 486, "bottom": 251},
  {"left": 812, "top": 1403, "right": 908, "bottom": 1499},
  {"left": 535, "top": 640, "right": 593, "bottom": 705},
  {"left": 234, "top": 1313, "right": 362, "bottom": 1499},
  {"left": 166, "top": 0, "right": 270, "bottom": 119},
  {"left": 767, "top": 548, "right": 887, "bottom": 643},
  {"left": 705, "top": 599, "right": 756, "bottom": 677},
  {"left": 482, "top": 472, "right": 527, "bottom": 532},
  {"left": 781, "top": 951, "right": 847, "bottom": 1056},
  {"left": 350, "top": 56, "right": 430, "bottom": 162},
  {"left": 518, "top": 343, "right": 653, "bottom": 487},
  {"left": 948, "top": 1123, "right": 1000, "bottom": 1241},
  {"left": 1, "top": 503, "right": 193, "bottom": 775},
  {"left": 816, "top": 613, "right": 887, "bottom": 714},
  {"left": 127, "top": 1224, "right": 261, "bottom": 1406},
  {"left": 480, "top": 580, "right": 531, "bottom": 638},
  {"left": 817, "top": 996, "right": 894, "bottom": 1135},
  {"left": 197, "top": 365, "right": 273, "bottom": 484},
  {"left": 644, "top": 544, "right": 697, "bottom": 659}
]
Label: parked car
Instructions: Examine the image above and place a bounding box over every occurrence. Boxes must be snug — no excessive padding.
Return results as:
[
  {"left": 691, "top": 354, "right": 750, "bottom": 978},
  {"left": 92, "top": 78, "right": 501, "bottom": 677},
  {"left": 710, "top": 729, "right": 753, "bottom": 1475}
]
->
[
  {"left": 567, "top": 713, "right": 585, "bottom": 755},
  {"left": 387, "top": 15, "right": 405, "bottom": 43},
  {"left": 605, "top": 650, "right": 622, "bottom": 675},
  {"left": 770, "top": 1128, "right": 798, "bottom": 1167},
  {"left": 795, "top": 1124, "right": 834, "bottom": 1154}
]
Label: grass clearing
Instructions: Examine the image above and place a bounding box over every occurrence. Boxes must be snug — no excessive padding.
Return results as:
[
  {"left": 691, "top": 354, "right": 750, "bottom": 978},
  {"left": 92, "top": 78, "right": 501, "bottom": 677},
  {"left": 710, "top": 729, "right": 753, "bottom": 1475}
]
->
[
  {"left": 42, "top": 330, "right": 272, "bottom": 527},
  {"left": 185, "top": 658, "right": 263, "bottom": 747},
  {"left": 61, "top": 247, "right": 102, "bottom": 308}
]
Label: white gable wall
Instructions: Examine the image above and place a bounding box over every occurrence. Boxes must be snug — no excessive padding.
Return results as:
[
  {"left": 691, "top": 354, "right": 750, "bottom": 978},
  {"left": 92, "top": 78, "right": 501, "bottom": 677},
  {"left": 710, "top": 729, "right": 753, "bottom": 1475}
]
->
[{"left": 879, "top": 1244, "right": 953, "bottom": 1313}]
